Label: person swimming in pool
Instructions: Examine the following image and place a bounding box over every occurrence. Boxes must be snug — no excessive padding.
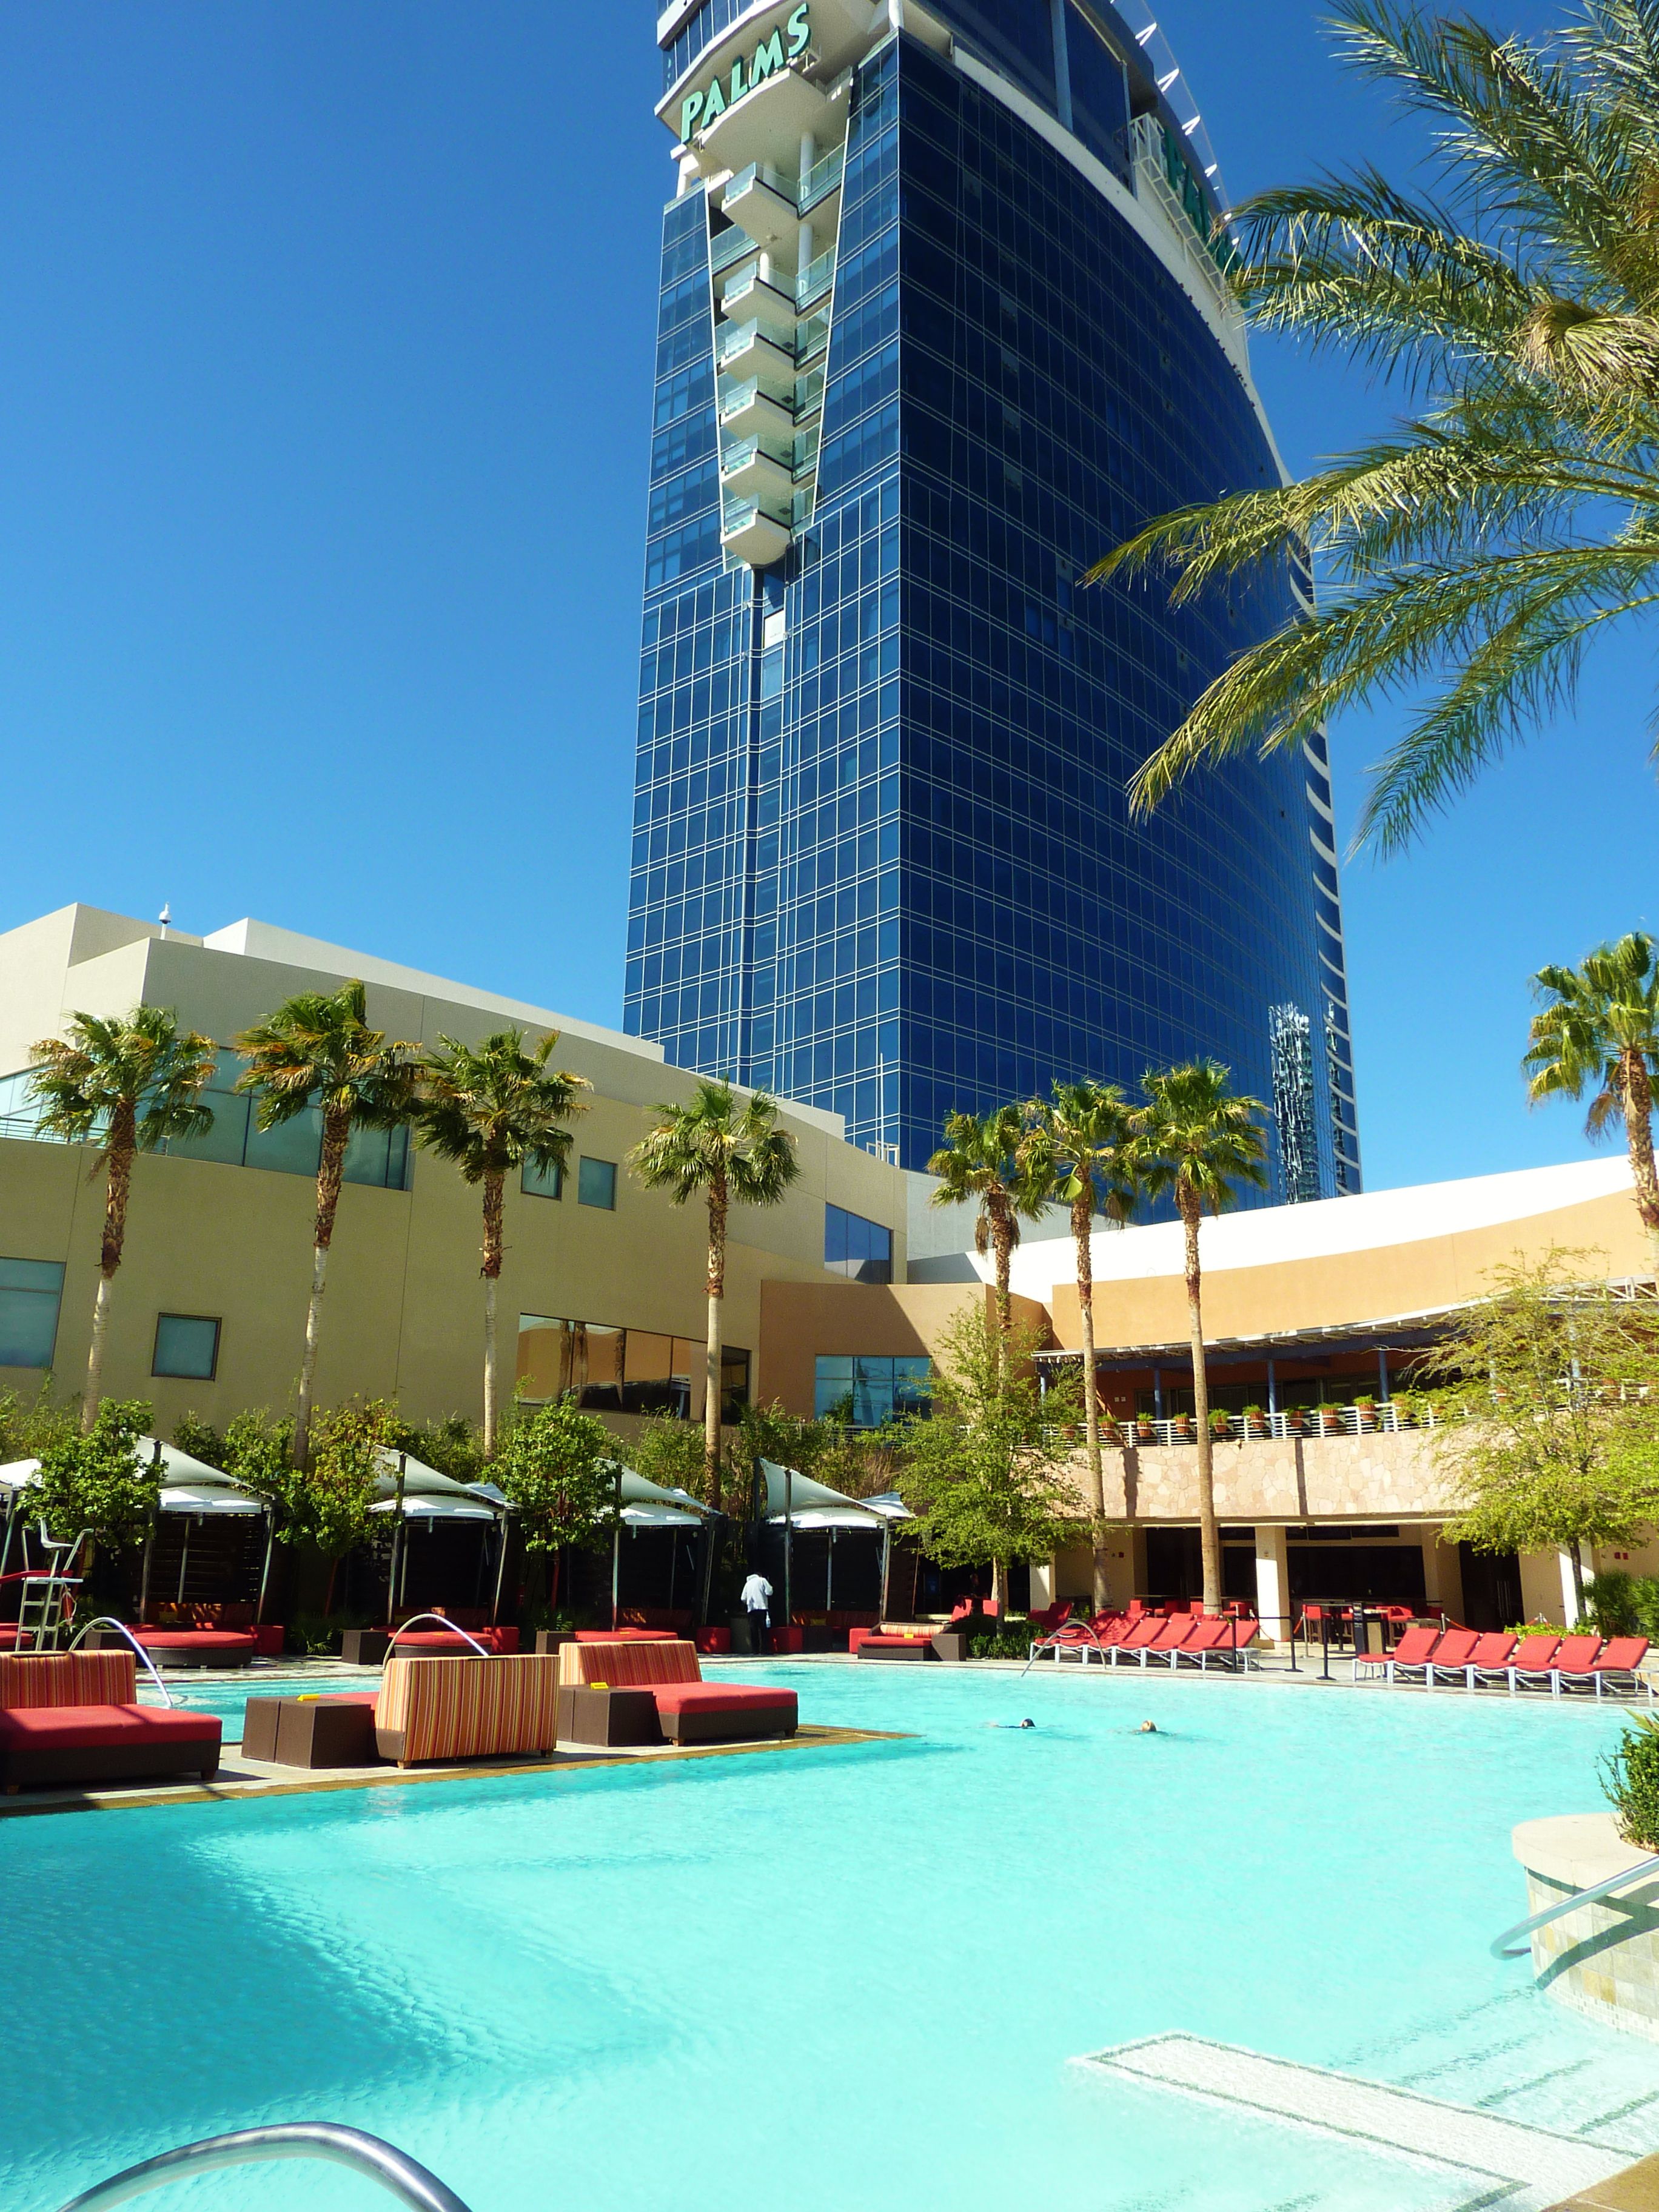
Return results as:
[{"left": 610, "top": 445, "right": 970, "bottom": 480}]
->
[
  {"left": 986, "top": 1718, "right": 1037, "bottom": 1729},
  {"left": 1138, "top": 1720, "right": 1159, "bottom": 1733}
]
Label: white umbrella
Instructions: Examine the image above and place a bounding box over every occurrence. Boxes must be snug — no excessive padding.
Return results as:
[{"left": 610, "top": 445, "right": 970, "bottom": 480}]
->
[{"left": 369, "top": 1495, "right": 497, "bottom": 1523}]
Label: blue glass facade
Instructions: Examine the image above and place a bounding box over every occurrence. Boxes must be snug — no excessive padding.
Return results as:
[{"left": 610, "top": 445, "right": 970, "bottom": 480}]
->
[{"left": 629, "top": 9, "right": 1359, "bottom": 1196}]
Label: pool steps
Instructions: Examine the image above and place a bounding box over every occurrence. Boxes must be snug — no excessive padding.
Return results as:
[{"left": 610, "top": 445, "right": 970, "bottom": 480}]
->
[{"left": 1078, "top": 2033, "right": 1631, "bottom": 2208}]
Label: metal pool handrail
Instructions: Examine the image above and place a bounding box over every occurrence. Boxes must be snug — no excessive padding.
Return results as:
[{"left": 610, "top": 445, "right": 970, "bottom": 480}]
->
[
  {"left": 384, "top": 1611, "right": 491, "bottom": 1659},
  {"left": 1491, "top": 1851, "right": 1659, "bottom": 1957},
  {"left": 52, "top": 2122, "right": 472, "bottom": 2212},
  {"left": 67, "top": 1617, "right": 173, "bottom": 1708},
  {"left": 1021, "top": 1621, "right": 1106, "bottom": 1676}
]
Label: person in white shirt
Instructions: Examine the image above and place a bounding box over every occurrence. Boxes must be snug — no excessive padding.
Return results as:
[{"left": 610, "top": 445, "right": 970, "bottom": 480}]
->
[{"left": 740, "top": 1570, "right": 773, "bottom": 1655}]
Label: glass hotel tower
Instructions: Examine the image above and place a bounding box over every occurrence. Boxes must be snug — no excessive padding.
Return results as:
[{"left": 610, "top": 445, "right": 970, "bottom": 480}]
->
[{"left": 626, "top": 0, "right": 1361, "bottom": 1198}]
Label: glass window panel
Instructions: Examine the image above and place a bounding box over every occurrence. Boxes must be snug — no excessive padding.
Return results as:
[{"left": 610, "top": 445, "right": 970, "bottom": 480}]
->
[
  {"left": 0, "top": 1257, "right": 62, "bottom": 1369},
  {"left": 720, "top": 1346, "right": 750, "bottom": 1418},
  {"left": 521, "top": 1157, "right": 565, "bottom": 1199},
  {"left": 244, "top": 1106, "right": 324, "bottom": 1179},
  {"left": 578, "top": 1158, "right": 618, "bottom": 1210},
  {"left": 153, "top": 1313, "right": 220, "bottom": 1381},
  {"left": 165, "top": 1091, "right": 249, "bottom": 1167},
  {"left": 342, "top": 1124, "right": 392, "bottom": 1188}
]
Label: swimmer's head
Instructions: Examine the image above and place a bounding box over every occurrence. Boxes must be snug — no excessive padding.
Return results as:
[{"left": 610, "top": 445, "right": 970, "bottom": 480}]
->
[
  {"left": 1019, "top": 1717, "right": 1034, "bottom": 1729},
  {"left": 1139, "top": 1720, "right": 1158, "bottom": 1734}
]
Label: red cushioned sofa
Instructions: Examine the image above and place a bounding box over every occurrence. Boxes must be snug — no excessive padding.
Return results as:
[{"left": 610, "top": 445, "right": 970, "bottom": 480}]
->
[
  {"left": 0, "top": 1652, "right": 221, "bottom": 1791},
  {"left": 558, "top": 1637, "right": 797, "bottom": 1745}
]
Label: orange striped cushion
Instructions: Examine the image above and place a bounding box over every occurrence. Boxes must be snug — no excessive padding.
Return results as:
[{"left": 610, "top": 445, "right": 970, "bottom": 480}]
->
[
  {"left": 0, "top": 1652, "right": 136, "bottom": 1709},
  {"left": 377, "top": 1655, "right": 561, "bottom": 1763},
  {"left": 557, "top": 1638, "right": 701, "bottom": 1689}
]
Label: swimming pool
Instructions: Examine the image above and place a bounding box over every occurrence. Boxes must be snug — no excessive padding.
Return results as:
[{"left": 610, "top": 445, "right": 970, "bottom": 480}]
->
[{"left": 7, "top": 1663, "right": 1655, "bottom": 2212}]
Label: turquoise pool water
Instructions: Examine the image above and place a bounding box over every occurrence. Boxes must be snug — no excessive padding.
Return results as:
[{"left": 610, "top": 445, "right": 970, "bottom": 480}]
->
[{"left": 8, "top": 1663, "right": 1658, "bottom": 2212}]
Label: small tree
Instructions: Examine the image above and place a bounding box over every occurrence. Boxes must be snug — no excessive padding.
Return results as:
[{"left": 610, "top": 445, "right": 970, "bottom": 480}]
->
[
  {"left": 632, "top": 1408, "right": 727, "bottom": 1504},
  {"left": 927, "top": 1106, "right": 1048, "bottom": 1356},
  {"left": 899, "top": 1307, "right": 1081, "bottom": 1611},
  {"left": 28, "top": 1007, "right": 216, "bottom": 1429},
  {"left": 300, "top": 1400, "right": 397, "bottom": 1615},
  {"left": 0, "top": 1382, "right": 76, "bottom": 1464},
  {"left": 32, "top": 1398, "right": 160, "bottom": 1566},
  {"left": 395, "top": 1413, "right": 485, "bottom": 1486},
  {"left": 1429, "top": 1252, "right": 1659, "bottom": 1617},
  {"left": 493, "top": 1396, "right": 620, "bottom": 1613}
]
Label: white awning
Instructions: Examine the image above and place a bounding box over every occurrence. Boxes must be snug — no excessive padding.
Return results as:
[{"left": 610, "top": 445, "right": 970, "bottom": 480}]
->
[
  {"left": 158, "top": 1484, "right": 264, "bottom": 1518},
  {"left": 0, "top": 1458, "right": 39, "bottom": 1494},
  {"left": 618, "top": 1467, "right": 714, "bottom": 1516},
  {"left": 760, "top": 1460, "right": 913, "bottom": 1524},
  {"left": 372, "top": 1448, "right": 483, "bottom": 1503},
  {"left": 369, "top": 1494, "right": 497, "bottom": 1523},
  {"left": 622, "top": 1504, "right": 702, "bottom": 1528}
]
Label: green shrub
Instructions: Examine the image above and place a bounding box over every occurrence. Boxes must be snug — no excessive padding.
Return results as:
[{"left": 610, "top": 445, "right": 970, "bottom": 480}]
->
[
  {"left": 968, "top": 1623, "right": 1036, "bottom": 1660},
  {"left": 1585, "top": 1570, "right": 1641, "bottom": 1638},
  {"left": 1603, "top": 1714, "right": 1659, "bottom": 1849}
]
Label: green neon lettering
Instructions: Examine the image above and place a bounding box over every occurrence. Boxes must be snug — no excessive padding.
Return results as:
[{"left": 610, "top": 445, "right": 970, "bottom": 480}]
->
[
  {"left": 787, "top": 4, "right": 810, "bottom": 58},
  {"left": 750, "top": 29, "right": 785, "bottom": 85},
  {"left": 702, "top": 75, "right": 726, "bottom": 122},
  {"left": 731, "top": 59, "right": 745, "bottom": 102},
  {"left": 680, "top": 89, "right": 705, "bottom": 140}
]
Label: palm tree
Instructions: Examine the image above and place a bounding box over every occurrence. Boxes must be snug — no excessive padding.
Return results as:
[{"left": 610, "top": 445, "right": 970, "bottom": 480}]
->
[
  {"left": 1088, "top": 0, "right": 1659, "bottom": 855},
  {"left": 1133, "top": 1063, "right": 1269, "bottom": 1613},
  {"left": 1525, "top": 932, "right": 1659, "bottom": 1270},
  {"left": 627, "top": 1080, "right": 799, "bottom": 1511},
  {"left": 235, "top": 980, "right": 417, "bottom": 1468},
  {"left": 927, "top": 1106, "right": 1047, "bottom": 1355},
  {"left": 415, "top": 1029, "right": 590, "bottom": 1455},
  {"left": 1019, "top": 1082, "right": 1142, "bottom": 1610},
  {"left": 28, "top": 1007, "right": 216, "bottom": 1430}
]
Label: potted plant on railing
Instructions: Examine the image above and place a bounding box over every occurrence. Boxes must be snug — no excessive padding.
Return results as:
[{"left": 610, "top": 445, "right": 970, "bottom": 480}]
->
[
  {"left": 1241, "top": 1403, "right": 1267, "bottom": 1439},
  {"left": 1135, "top": 1411, "right": 1157, "bottom": 1446},
  {"left": 1352, "top": 1393, "right": 1377, "bottom": 1433},
  {"left": 1315, "top": 1403, "right": 1342, "bottom": 1437},
  {"left": 1210, "top": 1408, "right": 1235, "bottom": 1442},
  {"left": 1170, "top": 1411, "right": 1194, "bottom": 1443}
]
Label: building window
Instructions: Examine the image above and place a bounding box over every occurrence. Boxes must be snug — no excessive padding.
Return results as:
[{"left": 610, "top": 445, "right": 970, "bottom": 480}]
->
[
  {"left": 521, "top": 1157, "right": 564, "bottom": 1199},
  {"left": 0, "top": 1258, "right": 64, "bottom": 1369},
  {"left": 824, "top": 1204, "right": 893, "bottom": 1283},
  {"left": 578, "top": 1158, "right": 617, "bottom": 1210},
  {"left": 814, "top": 1354, "right": 930, "bottom": 1427},
  {"left": 153, "top": 1313, "right": 220, "bottom": 1381},
  {"left": 517, "top": 1315, "right": 749, "bottom": 1421}
]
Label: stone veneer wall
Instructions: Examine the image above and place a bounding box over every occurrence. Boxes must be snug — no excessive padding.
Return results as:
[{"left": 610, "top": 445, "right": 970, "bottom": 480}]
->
[{"left": 1058, "top": 1429, "right": 1458, "bottom": 1523}]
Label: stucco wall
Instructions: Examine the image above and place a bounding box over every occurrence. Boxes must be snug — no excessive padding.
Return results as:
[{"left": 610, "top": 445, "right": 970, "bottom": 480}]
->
[{"left": 1048, "top": 1427, "right": 1460, "bottom": 1523}]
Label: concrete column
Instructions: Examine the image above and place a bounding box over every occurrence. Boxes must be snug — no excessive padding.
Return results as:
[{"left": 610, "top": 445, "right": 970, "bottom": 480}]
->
[
  {"left": 1254, "top": 1525, "right": 1290, "bottom": 1645},
  {"left": 1029, "top": 1557, "right": 1056, "bottom": 1610}
]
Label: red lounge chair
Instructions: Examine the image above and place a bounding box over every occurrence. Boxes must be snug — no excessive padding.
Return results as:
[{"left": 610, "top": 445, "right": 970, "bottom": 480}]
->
[
  {"left": 1170, "top": 1618, "right": 1230, "bottom": 1668},
  {"left": 1355, "top": 1624, "right": 1438, "bottom": 1683},
  {"left": 1423, "top": 1628, "right": 1480, "bottom": 1687},
  {"left": 1506, "top": 1634, "right": 1563, "bottom": 1692},
  {"left": 1140, "top": 1617, "right": 1197, "bottom": 1668},
  {"left": 129, "top": 1628, "right": 259, "bottom": 1670},
  {"left": 1027, "top": 1601, "right": 1074, "bottom": 1637},
  {"left": 1592, "top": 1637, "right": 1649, "bottom": 1695},
  {"left": 558, "top": 1637, "right": 797, "bottom": 1743},
  {"left": 1548, "top": 1634, "right": 1604, "bottom": 1695},
  {"left": 1108, "top": 1617, "right": 1167, "bottom": 1666},
  {"left": 1463, "top": 1632, "right": 1518, "bottom": 1687}
]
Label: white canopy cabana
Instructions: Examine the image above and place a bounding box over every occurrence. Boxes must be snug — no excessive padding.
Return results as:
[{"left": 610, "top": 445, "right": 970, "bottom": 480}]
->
[{"left": 760, "top": 1460, "right": 913, "bottom": 1618}]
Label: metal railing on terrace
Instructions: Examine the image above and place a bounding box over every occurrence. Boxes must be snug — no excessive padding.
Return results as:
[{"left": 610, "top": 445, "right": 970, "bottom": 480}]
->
[
  {"left": 710, "top": 225, "right": 760, "bottom": 276},
  {"left": 796, "top": 247, "right": 835, "bottom": 308},
  {"left": 1118, "top": 1404, "right": 1441, "bottom": 1448},
  {"left": 800, "top": 144, "right": 843, "bottom": 209}
]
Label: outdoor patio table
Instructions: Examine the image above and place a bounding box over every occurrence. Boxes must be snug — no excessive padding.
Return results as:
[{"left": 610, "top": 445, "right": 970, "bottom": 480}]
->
[{"left": 242, "top": 1694, "right": 378, "bottom": 1768}]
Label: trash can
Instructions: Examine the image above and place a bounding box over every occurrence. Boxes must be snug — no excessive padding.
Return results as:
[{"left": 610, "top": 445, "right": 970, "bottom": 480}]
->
[{"left": 729, "top": 1613, "right": 755, "bottom": 1656}]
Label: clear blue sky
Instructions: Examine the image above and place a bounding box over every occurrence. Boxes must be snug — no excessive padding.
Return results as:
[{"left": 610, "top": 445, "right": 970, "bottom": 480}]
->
[{"left": 0, "top": 2, "right": 1647, "bottom": 1191}]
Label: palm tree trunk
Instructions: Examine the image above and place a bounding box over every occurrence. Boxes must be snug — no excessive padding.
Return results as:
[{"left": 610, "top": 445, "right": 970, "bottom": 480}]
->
[
  {"left": 82, "top": 1113, "right": 136, "bottom": 1433},
  {"left": 294, "top": 1109, "right": 349, "bottom": 1470},
  {"left": 990, "top": 1202, "right": 1014, "bottom": 1361},
  {"left": 1181, "top": 1188, "right": 1221, "bottom": 1613},
  {"left": 1073, "top": 1195, "right": 1109, "bottom": 1611},
  {"left": 704, "top": 1170, "right": 726, "bottom": 1515},
  {"left": 481, "top": 1169, "right": 504, "bottom": 1458},
  {"left": 1620, "top": 1050, "right": 1659, "bottom": 1277}
]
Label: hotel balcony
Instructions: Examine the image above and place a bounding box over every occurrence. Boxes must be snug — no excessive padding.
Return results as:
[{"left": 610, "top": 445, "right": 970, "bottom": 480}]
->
[
  {"left": 719, "top": 264, "right": 799, "bottom": 347},
  {"left": 694, "top": 65, "right": 839, "bottom": 183},
  {"left": 719, "top": 435, "right": 794, "bottom": 509},
  {"left": 720, "top": 499, "right": 791, "bottom": 566},
  {"left": 717, "top": 318, "right": 796, "bottom": 401},
  {"left": 719, "top": 376, "right": 796, "bottom": 448},
  {"left": 798, "top": 142, "right": 843, "bottom": 223},
  {"left": 721, "top": 162, "right": 799, "bottom": 251},
  {"left": 710, "top": 223, "right": 762, "bottom": 282}
]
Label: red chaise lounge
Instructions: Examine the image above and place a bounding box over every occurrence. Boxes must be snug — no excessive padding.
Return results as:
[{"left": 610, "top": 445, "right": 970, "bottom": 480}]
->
[
  {"left": 0, "top": 1652, "right": 221, "bottom": 1792},
  {"left": 558, "top": 1637, "right": 797, "bottom": 1743}
]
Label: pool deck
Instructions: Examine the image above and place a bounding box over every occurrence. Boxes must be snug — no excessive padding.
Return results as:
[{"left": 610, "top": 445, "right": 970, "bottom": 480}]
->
[{"left": 0, "top": 1716, "right": 902, "bottom": 1821}]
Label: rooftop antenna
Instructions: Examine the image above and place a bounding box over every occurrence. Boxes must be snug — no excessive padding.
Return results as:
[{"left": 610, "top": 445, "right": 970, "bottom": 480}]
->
[{"left": 158, "top": 902, "right": 171, "bottom": 940}]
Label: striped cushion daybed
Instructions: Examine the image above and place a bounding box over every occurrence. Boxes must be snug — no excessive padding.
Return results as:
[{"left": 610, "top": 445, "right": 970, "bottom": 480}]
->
[
  {"left": 373, "top": 1653, "right": 561, "bottom": 1767},
  {"left": 0, "top": 1651, "right": 221, "bottom": 1791},
  {"left": 557, "top": 1638, "right": 797, "bottom": 1744}
]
